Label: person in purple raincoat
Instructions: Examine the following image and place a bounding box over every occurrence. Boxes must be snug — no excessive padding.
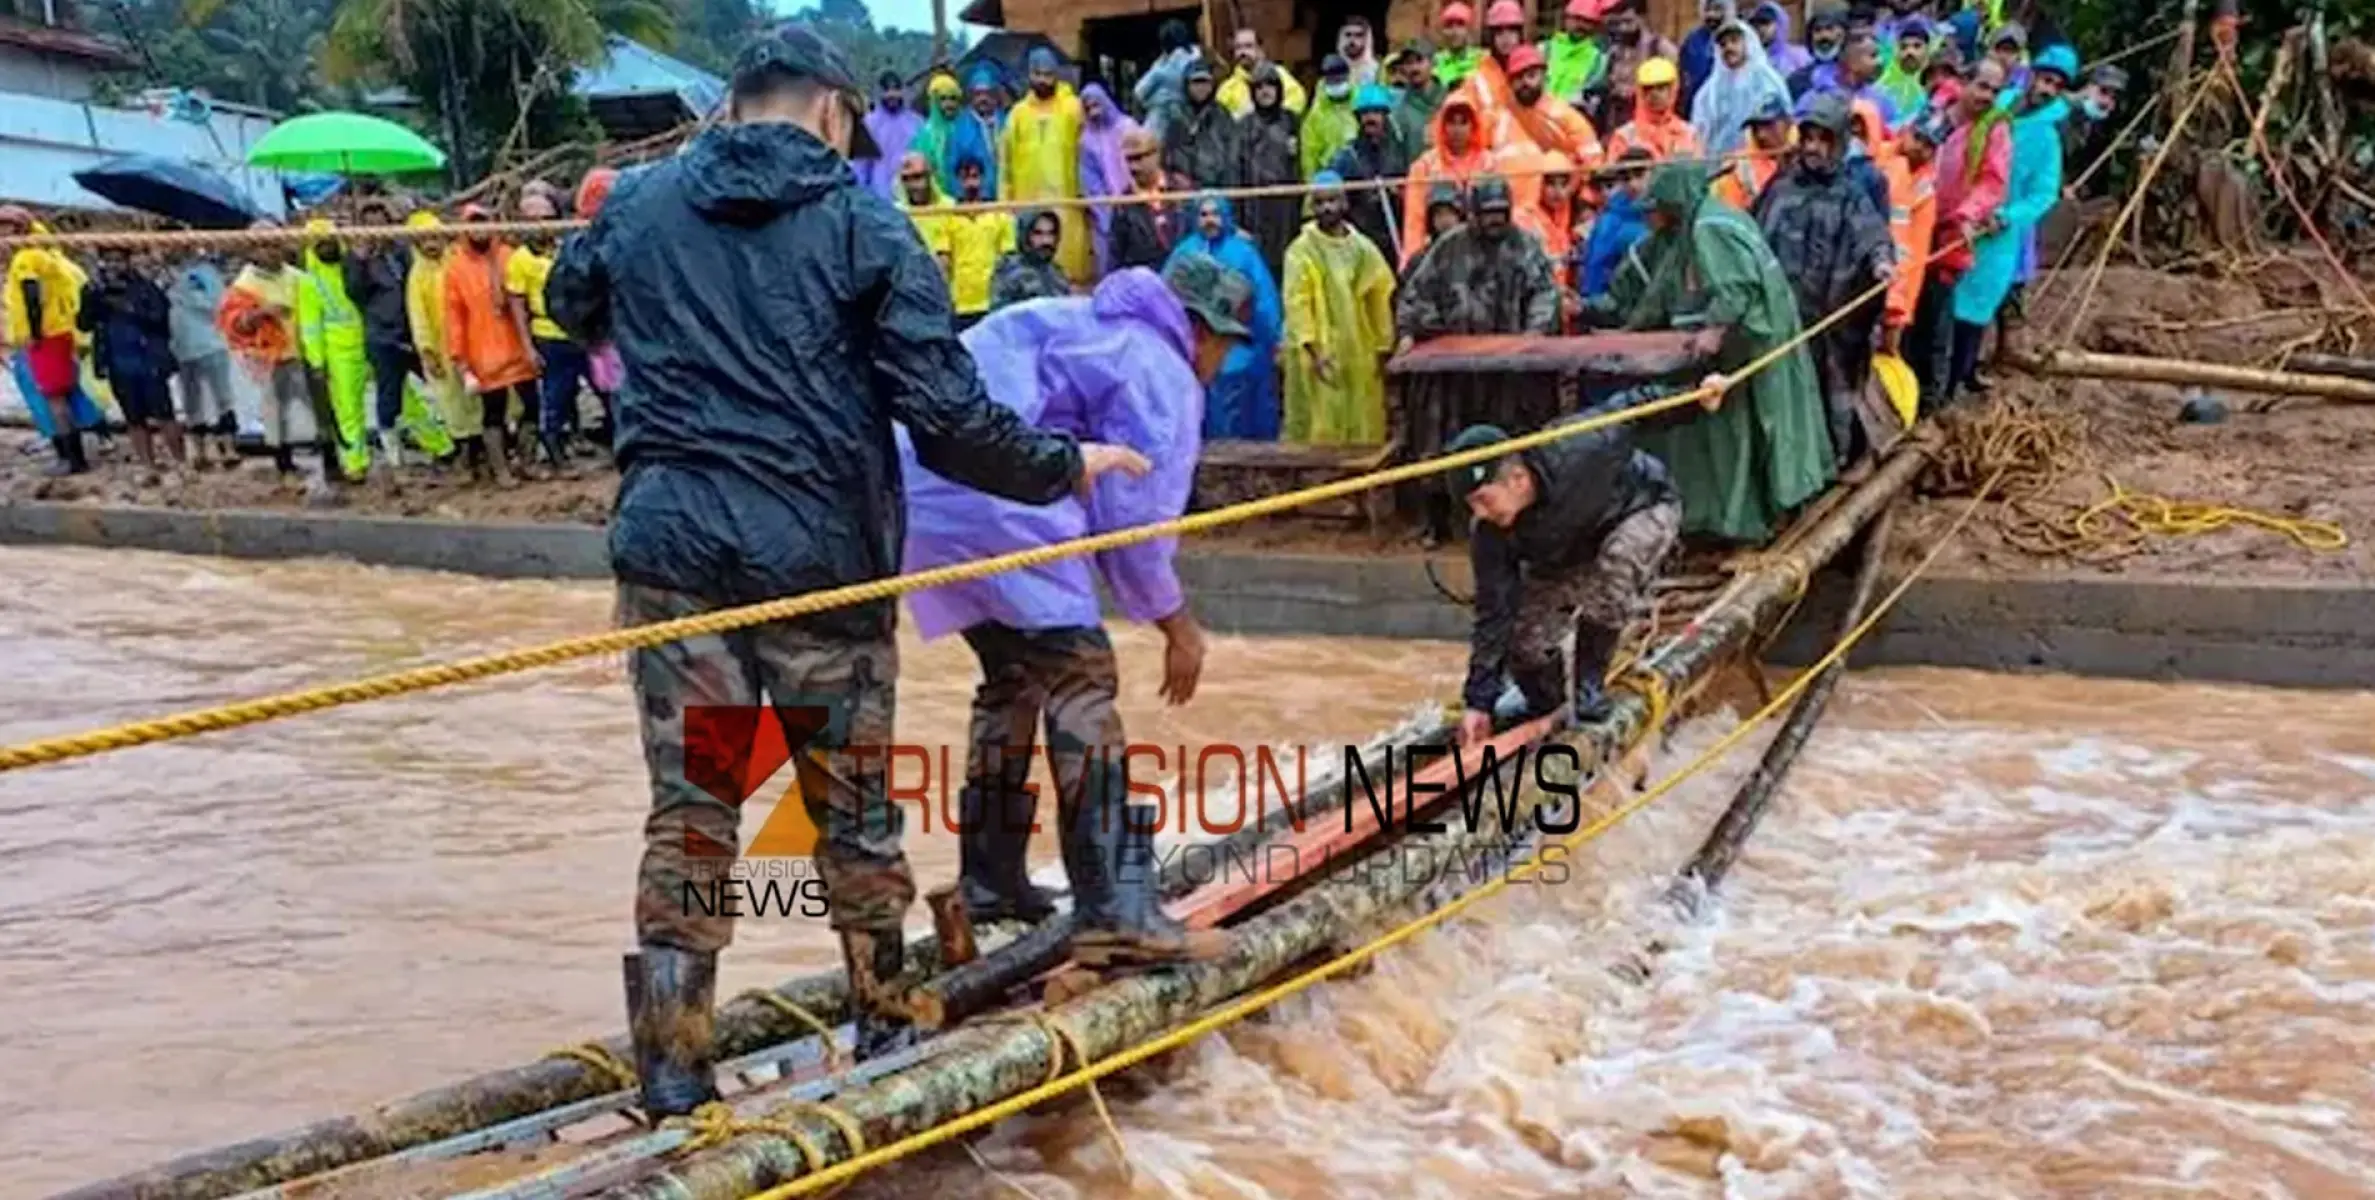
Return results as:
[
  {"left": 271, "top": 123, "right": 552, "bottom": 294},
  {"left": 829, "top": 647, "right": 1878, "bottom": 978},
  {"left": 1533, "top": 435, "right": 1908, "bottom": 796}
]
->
[
  {"left": 857, "top": 70, "right": 924, "bottom": 198},
  {"left": 896, "top": 255, "right": 1255, "bottom": 968}
]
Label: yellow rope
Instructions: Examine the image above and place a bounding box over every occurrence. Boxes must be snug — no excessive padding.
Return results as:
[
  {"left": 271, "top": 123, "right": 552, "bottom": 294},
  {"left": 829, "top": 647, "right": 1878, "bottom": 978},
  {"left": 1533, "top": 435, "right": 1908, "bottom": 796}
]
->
[
  {"left": 1033, "top": 1012, "right": 1133, "bottom": 1180},
  {"left": 743, "top": 469, "right": 2009, "bottom": 1199},
  {"left": 737, "top": 989, "right": 846, "bottom": 1073},
  {"left": 544, "top": 1042, "right": 637, "bottom": 1092},
  {"left": 2075, "top": 475, "right": 2349, "bottom": 552},
  {"left": 667, "top": 1098, "right": 869, "bottom": 1197}
]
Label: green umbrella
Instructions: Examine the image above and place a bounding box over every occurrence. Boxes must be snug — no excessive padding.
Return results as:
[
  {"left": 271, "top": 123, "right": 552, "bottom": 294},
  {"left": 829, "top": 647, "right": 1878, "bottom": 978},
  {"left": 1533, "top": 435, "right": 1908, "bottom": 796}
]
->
[{"left": 246, "top": 111, "right": 448, "bottom": 176}]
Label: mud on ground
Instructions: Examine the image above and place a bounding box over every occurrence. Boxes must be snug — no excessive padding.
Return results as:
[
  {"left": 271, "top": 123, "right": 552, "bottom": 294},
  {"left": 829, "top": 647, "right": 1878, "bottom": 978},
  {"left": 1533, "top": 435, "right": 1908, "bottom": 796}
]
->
[{"left": 4, "top": 263, "right": 2370, "bottom": 581}]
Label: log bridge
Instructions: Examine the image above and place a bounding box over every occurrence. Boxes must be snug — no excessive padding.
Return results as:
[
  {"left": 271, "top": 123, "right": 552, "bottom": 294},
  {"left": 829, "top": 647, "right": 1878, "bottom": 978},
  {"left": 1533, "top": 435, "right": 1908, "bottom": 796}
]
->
[{"left": 63, "top": 378, "right": 1924, "bottom": 1200}]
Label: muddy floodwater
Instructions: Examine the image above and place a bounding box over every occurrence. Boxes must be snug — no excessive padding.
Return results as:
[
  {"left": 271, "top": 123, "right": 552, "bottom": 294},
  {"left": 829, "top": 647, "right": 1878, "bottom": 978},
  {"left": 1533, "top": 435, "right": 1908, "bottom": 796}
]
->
[{"left": 3, "top": 545, "right": 2371, "bottom": 1199}]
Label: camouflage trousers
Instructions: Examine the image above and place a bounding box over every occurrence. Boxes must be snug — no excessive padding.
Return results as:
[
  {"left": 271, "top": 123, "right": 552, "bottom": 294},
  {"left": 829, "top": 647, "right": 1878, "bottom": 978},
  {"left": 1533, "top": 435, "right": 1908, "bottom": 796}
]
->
[
  {"left": 958, "top": 623, "right": 1132, "bottom": 862},
  {"left": 620, "top": 583, "right": 912, "bottom": 951},
  {"left": 1509, "top": 500, "right": 1681, "bottom": 709}
]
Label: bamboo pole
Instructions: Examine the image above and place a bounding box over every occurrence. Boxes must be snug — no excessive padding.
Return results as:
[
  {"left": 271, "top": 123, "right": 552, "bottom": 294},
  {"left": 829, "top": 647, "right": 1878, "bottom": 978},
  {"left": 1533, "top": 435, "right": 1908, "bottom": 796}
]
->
[
  {"left": 2039, "top": 348, "right": 2375, "bottom": 403},
  {"left": 605, "top": 443, "right": 1938, "bottom": 1200}
]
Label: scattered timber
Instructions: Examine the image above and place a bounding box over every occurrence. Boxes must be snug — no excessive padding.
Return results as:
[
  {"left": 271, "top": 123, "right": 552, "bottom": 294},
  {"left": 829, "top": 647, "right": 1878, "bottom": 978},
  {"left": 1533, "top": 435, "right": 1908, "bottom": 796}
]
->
[
  {"left": 2038, "top": 348, "right": 2375, "bottom": 403},
  {"left": 603, "top": 441, "right": 1937, "bottom": 1200}
]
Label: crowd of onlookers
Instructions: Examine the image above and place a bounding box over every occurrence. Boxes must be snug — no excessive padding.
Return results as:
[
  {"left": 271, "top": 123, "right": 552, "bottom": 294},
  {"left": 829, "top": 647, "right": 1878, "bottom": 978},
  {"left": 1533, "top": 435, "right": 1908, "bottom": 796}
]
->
[
  {"left": 0, "top": 174, "right": 620, "bottom": 495},
  {"left": 3, "top": 0, "right": 2131, "bottom": 524}
]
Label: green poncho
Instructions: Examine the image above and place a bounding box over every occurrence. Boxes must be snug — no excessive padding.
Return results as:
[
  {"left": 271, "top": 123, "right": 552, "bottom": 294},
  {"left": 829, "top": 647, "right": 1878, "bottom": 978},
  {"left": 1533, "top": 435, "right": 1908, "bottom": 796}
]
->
[
  {"left": 1623, "top": 163, "right": 1836, "bottom": 543},
  {"left": 1390, "top": 78, "right": 1445, "bottom": 161},
  {"left": 1546, "top": 32, "right": 1605, "bottom": 102},
  {"left": 1301, "top": 85, "right": 1361, "bottom": 180}
]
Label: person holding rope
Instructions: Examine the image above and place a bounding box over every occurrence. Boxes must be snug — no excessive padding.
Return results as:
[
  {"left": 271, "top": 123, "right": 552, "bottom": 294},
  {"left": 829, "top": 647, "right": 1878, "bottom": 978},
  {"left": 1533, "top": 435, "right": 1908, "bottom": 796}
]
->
[{"left": 544, "top": 23, "right": 1150, "bottom": 1117}]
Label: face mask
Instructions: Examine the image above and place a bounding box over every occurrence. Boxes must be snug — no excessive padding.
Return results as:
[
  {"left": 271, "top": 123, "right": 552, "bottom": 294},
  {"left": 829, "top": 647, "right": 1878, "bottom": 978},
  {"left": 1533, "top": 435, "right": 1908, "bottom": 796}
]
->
[
  {"left": 1813, "top": 39, "right": 1842, "bottom": 61},
  {"left": 2081, "top": 95, "right": 2111, "bottom": 120},
  {"left": 1325, "top": 80, "right": 1351, "bottom": 100}
]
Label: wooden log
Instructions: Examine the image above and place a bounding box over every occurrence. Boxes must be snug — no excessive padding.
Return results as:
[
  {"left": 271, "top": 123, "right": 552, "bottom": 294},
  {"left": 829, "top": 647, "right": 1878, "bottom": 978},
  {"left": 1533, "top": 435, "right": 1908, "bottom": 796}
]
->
[
  {"left": 1674, "top": 506, "right": 1895, "bottom": 908},
  {"left": 73, "top": 702, "right": 1448, "bottom": 1199},
  {"left": 2278, "top": 352, "right": 2375, "bottom": 383},
  {"left": 607, "top": 444, "right": 1938, "bottom": 1200},
  {"left": 2038, "top": 348, "right": 2375, "bottom": 403}
]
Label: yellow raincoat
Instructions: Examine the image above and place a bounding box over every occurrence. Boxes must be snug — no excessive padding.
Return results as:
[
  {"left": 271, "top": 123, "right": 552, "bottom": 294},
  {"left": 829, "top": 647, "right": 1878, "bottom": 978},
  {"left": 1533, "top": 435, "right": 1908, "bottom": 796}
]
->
[
  {"left": 4, "top": 226, "right": 84, "bottom": 346},
  {"left": 932, "top": 197, "right": 1015, "bottom": 317},
  {"left": 998, "top": 82, "right": 1091, "bottom": 283},
  {"left": 1281, "top": 220, "right": 1396, "bottom": 445},
  {"left": 1217, "top": 64, "right": 1309, "bottom": 116},
  {"left": 404, "top": 211, "right": 480, "bottom": 438}
]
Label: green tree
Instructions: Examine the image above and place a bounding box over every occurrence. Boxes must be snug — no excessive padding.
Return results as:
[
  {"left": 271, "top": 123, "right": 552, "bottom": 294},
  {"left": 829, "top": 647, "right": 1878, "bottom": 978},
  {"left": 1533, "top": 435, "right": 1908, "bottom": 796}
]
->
[
  {"left": 99, "top": 0, "right": 348, "bottom": 113},
  {"left": 322, "top": 0, "right": 678, "bottom": 185},
  {"left": 779, "top": 0, "right": 955, "bottom": 90}
]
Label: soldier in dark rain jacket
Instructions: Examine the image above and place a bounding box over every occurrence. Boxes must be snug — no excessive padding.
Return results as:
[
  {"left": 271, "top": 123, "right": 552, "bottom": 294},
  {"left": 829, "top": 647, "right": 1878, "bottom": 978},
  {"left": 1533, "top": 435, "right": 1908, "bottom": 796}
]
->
[
  {"left": 1752, "top": 93, "right": 1894, "bottom": 467},
  {"left": 1328, "top": 84, "right": 1414, "bottom": 261},
  {"left": 545, "top": 24, "right": 1148, "bottom": 1121},
  {"left": 1163, "top": 58, "right": 1241, "bottom": 189},
  {"left": 1448, "top": 411, "right": 1681, "bottom": 744}
]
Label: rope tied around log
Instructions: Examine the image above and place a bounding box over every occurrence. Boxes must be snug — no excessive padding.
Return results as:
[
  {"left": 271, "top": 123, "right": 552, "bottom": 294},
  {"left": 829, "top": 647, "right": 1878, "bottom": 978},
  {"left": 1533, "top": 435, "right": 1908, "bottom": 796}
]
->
[
  {"left": 736, "top": 989, "right": 846, "bottom": 1074},
  {"left": 668, "top": 1098, "right": 869, "bottom": 1196},
  {"left": 544, "top": 1042, "right": 636, "bottom": 1091},
  {"left": 1031, "top": 1012, "right": 1134, "bottom": 1181}
]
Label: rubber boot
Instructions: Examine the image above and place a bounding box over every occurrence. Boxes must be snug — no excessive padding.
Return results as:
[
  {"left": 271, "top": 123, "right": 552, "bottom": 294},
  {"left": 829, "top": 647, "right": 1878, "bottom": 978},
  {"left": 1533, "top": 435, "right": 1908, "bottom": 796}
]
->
[
  {"left": 1570, "top": 621, "right": 1623, "bottom": 725},
  {"left": 622, "top": 944, "right": 721, "bottom": 1119},
  {"left": 837, "top": 928, "right": 920, "bottom": 1061},
  {"left": 1067, "top": 798, "right": 1228, "bottom": 969},
  {"left": 957, "top": 781, "right": 1060, "bottom": 925},
  {"left": 272, "top": 444, "right": 297, "bottom": 476}
]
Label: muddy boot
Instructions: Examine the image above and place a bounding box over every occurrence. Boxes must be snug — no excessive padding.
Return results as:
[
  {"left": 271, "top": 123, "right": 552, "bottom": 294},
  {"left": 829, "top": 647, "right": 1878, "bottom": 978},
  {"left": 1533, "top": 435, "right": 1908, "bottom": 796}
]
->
[
  {"left": 482, "top": 424, "right": 517, "bottom": 486},
  {"left": 1068, "top": 800, "right": 1228, "bottom": 969},
  {"left": 622, "top": 944, "right": 721, "bottom": 1119},
  {"left": 1569, "top": 622, "right": 1622, "bottom": 725},
  {"left": 271, "top": 444, "right": 298, "bottom": 479},
  {"left": 957, "top": 781, "right": 1060, "bottom": 925},
  {"left": 838, "top": 928, "right": 920, "bottom": 1061}
]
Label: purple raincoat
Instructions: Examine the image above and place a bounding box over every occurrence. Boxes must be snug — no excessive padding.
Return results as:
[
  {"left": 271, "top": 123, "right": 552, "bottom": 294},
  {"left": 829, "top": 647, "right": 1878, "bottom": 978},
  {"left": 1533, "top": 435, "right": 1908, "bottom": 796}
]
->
[
  {"left": 858, "top": 101, "right": 925, "bottom": 198},
  {"left": 898, "top": 268, "right": 1203, "bottom": 640},
  {"left": 1077, "top": 83, "right": 1141, "bottom": 275}
]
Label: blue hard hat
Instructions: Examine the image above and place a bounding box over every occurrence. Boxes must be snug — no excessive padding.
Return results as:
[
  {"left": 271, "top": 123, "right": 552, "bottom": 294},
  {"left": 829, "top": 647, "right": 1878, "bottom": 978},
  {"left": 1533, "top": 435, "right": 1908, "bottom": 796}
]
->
[{"left": 2033, "top": 44, "right": 2080, "bottom": 83}]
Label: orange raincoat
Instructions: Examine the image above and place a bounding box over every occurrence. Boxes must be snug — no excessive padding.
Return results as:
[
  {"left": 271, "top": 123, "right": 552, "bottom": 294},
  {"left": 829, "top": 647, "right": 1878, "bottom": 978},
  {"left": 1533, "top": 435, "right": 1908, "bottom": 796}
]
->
[
  {"left": 1400, "top": 96, "right": 1520, "bottom": 267},
  {"left": 441, "top": 238, "right": 538, "bottom": 392}
]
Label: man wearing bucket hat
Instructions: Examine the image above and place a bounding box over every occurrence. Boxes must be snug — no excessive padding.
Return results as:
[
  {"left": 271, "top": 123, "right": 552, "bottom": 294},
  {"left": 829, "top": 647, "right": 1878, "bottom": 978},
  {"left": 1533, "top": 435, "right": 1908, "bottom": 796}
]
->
[
  {"left": 1444, "top": 411, "right": 1681, "bottom": 746},
  {"left": 900, "top": 252, "right": 1252, "bottom": 964},
  {"left": 547, "top": 21, "right": 1151, "bottom": 1117}
]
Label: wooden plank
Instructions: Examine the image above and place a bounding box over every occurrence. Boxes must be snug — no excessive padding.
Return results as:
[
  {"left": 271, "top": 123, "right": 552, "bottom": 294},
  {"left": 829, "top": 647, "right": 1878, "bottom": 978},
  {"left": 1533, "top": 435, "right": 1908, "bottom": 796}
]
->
[{"left": 1387, "top": 331, "right": 1700, "bottom": 379}]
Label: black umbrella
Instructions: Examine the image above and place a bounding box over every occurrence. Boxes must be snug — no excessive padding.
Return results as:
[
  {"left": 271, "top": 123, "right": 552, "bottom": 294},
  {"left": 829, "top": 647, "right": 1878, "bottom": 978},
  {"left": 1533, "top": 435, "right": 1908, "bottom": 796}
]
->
[{"left": 70, "top": 154, "right": 259, "bottom": 229}]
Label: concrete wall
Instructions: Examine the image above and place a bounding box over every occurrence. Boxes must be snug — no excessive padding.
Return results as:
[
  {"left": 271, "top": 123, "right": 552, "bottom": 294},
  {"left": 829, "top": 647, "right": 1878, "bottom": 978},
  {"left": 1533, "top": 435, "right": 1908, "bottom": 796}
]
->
[{"left": 3, "top": 500, "right": 2371, "bottom": 690}]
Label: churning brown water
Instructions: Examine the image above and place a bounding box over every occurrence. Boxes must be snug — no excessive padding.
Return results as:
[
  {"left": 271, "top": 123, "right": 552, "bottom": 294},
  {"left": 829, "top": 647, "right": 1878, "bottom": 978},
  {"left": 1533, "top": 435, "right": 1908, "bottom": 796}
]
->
[{"left": 4, "top": 545, "right": 2372, "bottom": 1198}]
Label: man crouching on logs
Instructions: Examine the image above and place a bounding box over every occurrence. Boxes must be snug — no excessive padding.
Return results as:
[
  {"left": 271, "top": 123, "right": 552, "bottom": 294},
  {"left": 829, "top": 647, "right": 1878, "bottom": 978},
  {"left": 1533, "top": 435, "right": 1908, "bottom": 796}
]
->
[
  {"left": 900, "top": 253, "right": 1254, "bottom": 969},
  {"left": 1449, "top": 411, "right": 1684, "bottom": 747}
]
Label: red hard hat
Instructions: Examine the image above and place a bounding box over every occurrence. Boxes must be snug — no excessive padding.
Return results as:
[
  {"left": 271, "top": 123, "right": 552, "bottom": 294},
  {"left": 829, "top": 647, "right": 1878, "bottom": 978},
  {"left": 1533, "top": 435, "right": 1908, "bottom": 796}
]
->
[
  {"left": 1565, "top": 0, "right": 1610, "bottom": 18},
  {"left": 1486, "top": 0, "right": 1527, "bottom": 27},
  {"left": 1442, "top": 3, "right": 1474, "bottom": 25},
  {"left": 1505, "top": 43, "right": 1546, "bottom": 73}
]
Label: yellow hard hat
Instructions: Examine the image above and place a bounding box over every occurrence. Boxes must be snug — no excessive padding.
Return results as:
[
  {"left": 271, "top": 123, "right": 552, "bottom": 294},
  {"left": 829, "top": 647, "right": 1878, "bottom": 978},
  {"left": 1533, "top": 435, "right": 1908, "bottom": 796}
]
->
[
  {"left": 1637, "top": 56, "right": 1679, "bottom": 87},
  {"left": 1872, "top": 353, "right": 1919, "bottom": 426},
  {"left": 405, "top": 209, "right": 443, "bottom": 229}
]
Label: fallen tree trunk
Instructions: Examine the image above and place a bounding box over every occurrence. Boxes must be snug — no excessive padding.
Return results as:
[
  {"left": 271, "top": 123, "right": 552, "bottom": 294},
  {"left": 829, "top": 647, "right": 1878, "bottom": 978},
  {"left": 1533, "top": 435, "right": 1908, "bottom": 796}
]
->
[
  {"left": 65, "top": 706, "right": 1443, "bottom": 1200},
  {"left": 607, "top": 442, "right": 1937, "bottom": 1200},
  {"left": 2278, "top": 352, "right": 2375, "bottom": 383},
  {"left": 2038, "top": 348, "right": 2375, "bottom": 403},
  {"left": 1674, "top": 505, "right": 1895, "bottom": 909}
]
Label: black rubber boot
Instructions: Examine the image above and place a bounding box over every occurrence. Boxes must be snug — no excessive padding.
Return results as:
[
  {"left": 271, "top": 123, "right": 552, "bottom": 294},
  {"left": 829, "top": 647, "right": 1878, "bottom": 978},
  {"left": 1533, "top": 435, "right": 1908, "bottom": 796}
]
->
[
  {"left": 272, "top": 445, "right": 297, "bottom": 475},
  {"left": 45, "top": 434, "right": 88, "bottom": 476},
  {"left": 837, "top": 928, "right": 919, "bottom": 1061},
  {"left": 956, "top": 781, "right": 1059, "bottom": 925},
  {"left": 1570, "top": 622, "right": 1623, "bottom": 725},
  {"left": 1067, "top": 795, "right": 1228, "bottom": 969},
  {"left": 622, "top": 945, "right": 721, "bottom": 1119}
]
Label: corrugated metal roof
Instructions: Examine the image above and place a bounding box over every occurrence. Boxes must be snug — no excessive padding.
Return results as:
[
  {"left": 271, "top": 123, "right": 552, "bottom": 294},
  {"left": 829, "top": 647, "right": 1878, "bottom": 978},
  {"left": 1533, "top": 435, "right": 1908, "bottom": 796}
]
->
[
  {"left": 0, "top": 88, "right": 287, "bottom": 217},
  {"left": 573, "top": 34, "right": 725, "bottom": 116}
]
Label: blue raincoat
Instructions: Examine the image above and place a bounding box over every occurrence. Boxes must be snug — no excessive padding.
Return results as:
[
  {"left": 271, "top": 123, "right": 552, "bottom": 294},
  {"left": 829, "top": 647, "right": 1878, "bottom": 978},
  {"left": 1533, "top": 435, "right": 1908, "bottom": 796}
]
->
[
  {"left": 898, "top": 268, "right": 1202, "bottom": 639},
  {"left": 948, "top": 63, "right": 1005, "bottom": 198},
  {"left": 1578, "top": 188, "right": 1651, "bottom": 298},
  {"left": 1954, "top": 95, "right": 2066, "bottom": 325},
  {"left": 1163, "top": 194, "right": 1283, "bottom": 440}
]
